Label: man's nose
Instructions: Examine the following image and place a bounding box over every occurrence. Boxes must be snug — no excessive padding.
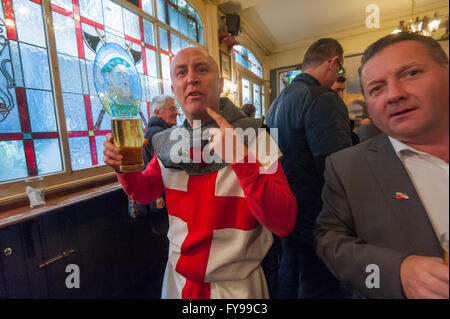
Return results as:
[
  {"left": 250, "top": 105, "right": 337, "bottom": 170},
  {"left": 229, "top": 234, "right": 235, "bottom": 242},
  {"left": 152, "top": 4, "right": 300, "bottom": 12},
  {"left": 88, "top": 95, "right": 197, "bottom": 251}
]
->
[
  {"left": 187, "top": 70, "right": 199, "bottom": 84},
  {"left": 386, "top": 80, "right": 407, "bottom": 104}
]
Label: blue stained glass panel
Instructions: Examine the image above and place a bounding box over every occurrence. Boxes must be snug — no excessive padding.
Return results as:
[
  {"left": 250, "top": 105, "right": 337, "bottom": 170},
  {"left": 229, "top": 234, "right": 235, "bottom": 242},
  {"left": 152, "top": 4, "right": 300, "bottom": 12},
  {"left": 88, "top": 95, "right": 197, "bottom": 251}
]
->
[
  {"left": 85, "top": 60, "right": 97, "bottom": 95},
  {"left": 123, "top": 9, "right": 140, "bottom": 40},
  {"left": 188, "top": 19, "right": 196, "bottom": 41},
  {"left": 157, "top": 0, "right": 166, "bottom": 23},
  {"left": 198, "top": 27, "right": 204, "bottom": 45},
  {"left": 68, "top": 137, "right": 92, "bottom": 170},
  {"left": 179, "top": 13, "right": 188, "bottom": 35},
  {"left": 27, "top": 89, "right": 57, "bottom": 133},
  {"left": 162, "top": 78, "right": 171, "bottom": 96},
  {"left": 0, "top": 141, "right": 27, "bottom": 182},
  {"left": 142, "top": 0, "right": 154, "bottom": 16},
  {"left": 0, "top": 99, "right": 21, "bottom": 133},
  {"left": 50, "top": 0, "right": 72, "bottom": 12},
  {"left": 91, "top": 96, "right": 111, "bottom": 131},
  {"left": 180, "top": 38, "right": 189, "bottom": 50},
  {"left": 62, "top": 93, "right": 87, "bottom": 131},
  {"left": 13, "top": 0, "right": 46, "bottom": 48},
  {"left": 143, "top": 19, "right": 155, "bottom": 46},
  {"left": 170, "top": 34, "right": 181, "bottom": 55},
  {"left": 147, "top": 76, "right": 161, "bottom": 101},
  {"left": 78, "top": 0, "right": 103, "bottom": 25},
  {"left": 58, "top": 54, "right": 83, "bottom": 94},
  {"left": 20, "top": 43, "right": 51, "bottom": 90},
  {"left": 104, "top": 31, "right": 125, "bottom": 48},
  {"left": 103, "top": 0, "right": 124, "bottom": 34},
  {"left": 139, "top": 74, "right": 148, "bottom": 102},
  {"left": 145, "top": 48, "right": 158, "bottom": 78},
  {"left": 168, "top": 6, "right": 179, "bottom": 31},
  {"left": 34, "top": 138, "right": 63, "bottom": 175},
  {"left": 81, "top": 23, "right": 98, "bottom": 62},
  {"left": 8, "top": 40, "right": 24, "bottom": 87},
  {"left": 52, "top": 12, "right": 78, "bottom": 57},
  {"left": 95, "top": 135, "right": 106, "bottom": 166},
  {"left": 159, "top": 27, "right": 169, "bottom": 51},
  {"left": 160, "top": 53, "right": 170, "bottom": 80}
]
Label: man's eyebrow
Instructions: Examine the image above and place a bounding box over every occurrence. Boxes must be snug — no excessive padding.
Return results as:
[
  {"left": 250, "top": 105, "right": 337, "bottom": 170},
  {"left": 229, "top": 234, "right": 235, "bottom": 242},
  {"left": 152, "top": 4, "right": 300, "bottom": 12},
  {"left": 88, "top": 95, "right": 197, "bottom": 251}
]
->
[{"left": 365, "top": 62, "right": 420, "bottom": 87}]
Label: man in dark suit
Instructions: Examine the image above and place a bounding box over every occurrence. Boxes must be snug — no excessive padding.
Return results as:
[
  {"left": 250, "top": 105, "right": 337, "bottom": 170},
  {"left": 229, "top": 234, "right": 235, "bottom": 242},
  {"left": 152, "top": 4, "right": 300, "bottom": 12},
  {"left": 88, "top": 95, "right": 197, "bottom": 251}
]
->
[{"left": 315, "top": 32, "right": 449, "bottom": 299}]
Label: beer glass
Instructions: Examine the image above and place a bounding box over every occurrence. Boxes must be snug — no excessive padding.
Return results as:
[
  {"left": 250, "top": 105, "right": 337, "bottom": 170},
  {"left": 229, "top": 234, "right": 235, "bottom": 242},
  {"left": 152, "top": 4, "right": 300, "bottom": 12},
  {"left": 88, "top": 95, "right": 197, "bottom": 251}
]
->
[
  {"left": 441, "top": 232, "right": 449, "bottom": 265},
  {"left": 111, "top": 116, "right": 145, "bottom": 172}
]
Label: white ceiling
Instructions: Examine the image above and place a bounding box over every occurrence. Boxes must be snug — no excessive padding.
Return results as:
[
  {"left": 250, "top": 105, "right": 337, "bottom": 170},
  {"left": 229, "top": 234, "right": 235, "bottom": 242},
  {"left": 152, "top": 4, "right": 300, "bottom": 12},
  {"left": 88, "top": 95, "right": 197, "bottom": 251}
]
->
[{"left": 219, "top": 0, "right": 448, "bottom": 51}]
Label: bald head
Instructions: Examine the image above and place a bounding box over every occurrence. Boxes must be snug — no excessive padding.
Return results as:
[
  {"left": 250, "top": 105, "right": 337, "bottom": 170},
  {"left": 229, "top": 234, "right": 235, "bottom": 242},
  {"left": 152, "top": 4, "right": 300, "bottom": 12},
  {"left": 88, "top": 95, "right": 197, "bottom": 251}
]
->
[
  {"left": 170, "top": 47, "right": 224, "bottom": 126},
  {"left": 170, "top": 47, "right": 220, "bottom": 80}
]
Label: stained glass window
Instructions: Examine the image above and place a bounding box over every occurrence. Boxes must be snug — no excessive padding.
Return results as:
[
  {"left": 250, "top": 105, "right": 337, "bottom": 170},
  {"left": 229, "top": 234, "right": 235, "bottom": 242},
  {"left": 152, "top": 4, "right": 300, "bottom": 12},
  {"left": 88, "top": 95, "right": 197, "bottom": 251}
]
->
[
  {"left": 0, "top": 0, "right": 204, "bottom": 187},
  {"left": 50, "top": 0, "right": 161, "bottom": 171},
  {"left": 157, "top": 0, "right": 203, "bottom": 45},
  {"left": 242, "top": 78, "right": 251, "bottom": 105},
  {"left": 233, "top": 45, "right": 262, "bottom": 78},
  {"left": 0, "top": 0, "right": 63, "bottom": 183},
  {"left": 253, "top": 84, "right": 261, "bottom": 118}
]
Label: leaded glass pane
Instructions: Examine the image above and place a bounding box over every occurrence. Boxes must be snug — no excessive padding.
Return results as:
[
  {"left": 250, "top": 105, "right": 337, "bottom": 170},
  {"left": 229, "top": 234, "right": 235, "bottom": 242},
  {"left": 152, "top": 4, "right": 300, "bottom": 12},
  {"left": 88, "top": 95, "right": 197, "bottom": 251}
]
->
[
  {"left": 146, "top": 48, "right": 158, "bottom": 78},
  {"left": 34, "top": 138, "right": 63, "bottom": 175},
  {"left": 0, "top": 100, "right": 21, "bottom": 134},
  {"left": 123, "top": 8, "right": 140, "bottom": 40},
  {"left": 0, "top": 141, "right": 27, "bottom": 182},
  {"left": 156, "top": 0, "right": 166, "bottom": 23},
  {"left": 253, "top": 84, "right": 261, "bottom": 118},
  {"left": 13, "top": 0, "right": 46, "bottom": 48},
  {"left": 160, "top": 53, "right": 171, "bottom": 80},
  {"left": 159, "top": 27, "right": 169, "bottom": 51},
  {"left": 81, "top": 23, "right": 99, "bottom": 62},
  {"left": 50, "top": 0, "right": 73, "bottom": 12},
  {"left": 8, "top": 40, "right": 24, "bottom": 88},
  {"left": 179, "top": 13, "right": 188, "bottom": 35},
  {"left": 147, "top": 76, "right": 161, "bottom": 101},
  {"left": 162, "top": 79, "right": 171, "bottom": 96},
  {"left": 78, "top": 0, "right": 104, "bottom": 25},
  {"left": 188, "top": 19, "right": 196, "bottom": 41},
  {"left": 91, "top": 96, "right": 111, "bottom": 131},
  {"left": 27, "top": 89, "right": 57, "bottom": 133},
  {"left": 103, "top": 0, "right": 124, "bottom": 34},
  {"left": 68, "top": 137, "right": 92, "bottom": 170},
  {"left": 168, "top": 6, "right": 179, "bottom": 31},
  {"left": 170, "top": 33, "right": 181, "bottom": 55},
  {"left": 242, "top": 78, "right": 251, "bottom": 105},
  {"left": 58, "top": 54, "right": 83, "bottom": 94},
  {"left": 95, "top": 135, "right": 106, "bottom": 166},
  {"left": 143, "top": 19, "right": 155, "bottom": 46},
  {"left": 20, "top": 43, "right": 51, "bottom": 90},
  {"left": 62, "top": 93, "right": 87, "bottom": 131},
  {"left": 52, "top": 11, "right": 78, "bottom": 57},
  {"left": 141, "top": 0, "right": 154, "bottom": 16}
]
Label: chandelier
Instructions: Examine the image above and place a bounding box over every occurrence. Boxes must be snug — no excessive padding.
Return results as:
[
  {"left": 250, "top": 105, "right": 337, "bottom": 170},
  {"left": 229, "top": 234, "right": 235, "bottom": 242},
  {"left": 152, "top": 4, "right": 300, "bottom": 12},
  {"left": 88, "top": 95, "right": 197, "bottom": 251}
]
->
[{"left": 392, "top": 1, "right": 449, "bottom": 40}]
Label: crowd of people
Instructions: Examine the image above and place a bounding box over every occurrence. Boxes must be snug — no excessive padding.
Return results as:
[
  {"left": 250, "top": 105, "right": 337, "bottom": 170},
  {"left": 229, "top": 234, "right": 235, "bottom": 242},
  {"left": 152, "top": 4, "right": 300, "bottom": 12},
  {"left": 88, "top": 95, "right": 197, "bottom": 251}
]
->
[{"left": 103, "top": 32, "right": 449, "bottom": 299}]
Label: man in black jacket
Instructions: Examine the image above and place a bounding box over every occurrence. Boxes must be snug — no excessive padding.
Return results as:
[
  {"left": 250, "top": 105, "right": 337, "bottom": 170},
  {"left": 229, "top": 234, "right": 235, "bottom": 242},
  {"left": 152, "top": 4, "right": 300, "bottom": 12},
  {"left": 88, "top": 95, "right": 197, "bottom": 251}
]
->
[
  {"left": 266, "top": 38, "right": 353, "bottom": 298},
  {"left": 130, "top": 95, "right": 178, "bottom": 235}
]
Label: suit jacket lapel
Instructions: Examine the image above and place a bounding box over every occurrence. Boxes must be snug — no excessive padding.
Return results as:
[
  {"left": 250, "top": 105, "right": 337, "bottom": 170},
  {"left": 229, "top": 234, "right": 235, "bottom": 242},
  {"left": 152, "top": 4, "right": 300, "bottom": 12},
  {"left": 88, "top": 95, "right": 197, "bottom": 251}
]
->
[{"left": 365, "top": 135, "right": 441, "bottom": 255}]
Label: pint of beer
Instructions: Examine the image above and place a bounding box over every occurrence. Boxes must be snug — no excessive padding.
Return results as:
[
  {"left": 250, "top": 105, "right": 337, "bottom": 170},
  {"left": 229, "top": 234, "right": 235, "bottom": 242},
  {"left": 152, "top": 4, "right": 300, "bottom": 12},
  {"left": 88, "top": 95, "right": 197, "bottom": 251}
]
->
[
  {"left": 441, "top": 232, "right": 449, "bottom": 265},
  {"left": 111, "top": 117, "right": 145, "bottom": 172}
]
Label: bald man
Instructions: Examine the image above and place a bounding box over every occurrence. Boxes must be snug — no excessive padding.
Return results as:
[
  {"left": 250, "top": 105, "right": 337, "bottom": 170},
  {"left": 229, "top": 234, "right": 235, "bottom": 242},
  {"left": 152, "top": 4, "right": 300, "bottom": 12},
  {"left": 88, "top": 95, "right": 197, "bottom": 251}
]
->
[{"left": 103, "top": 48, "right": 296, "bottom": 299}]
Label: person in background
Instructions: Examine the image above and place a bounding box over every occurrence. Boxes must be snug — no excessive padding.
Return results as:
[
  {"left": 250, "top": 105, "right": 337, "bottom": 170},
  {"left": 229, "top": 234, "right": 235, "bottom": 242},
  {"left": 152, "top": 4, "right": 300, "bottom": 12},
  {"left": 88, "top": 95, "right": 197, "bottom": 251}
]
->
[
  {"left": 242, "top": 103, "right": 256, "bottom": 117},
  {"left": 331, "top": 75, "right": 346, "bottom": 99},
  {"left": 266, "top": 38, "right": 353, "bottom": 299},
  {"left": 352, "top": 100, "right": 383, "bottom": 142},
  {"left": 129, "top": 95, "right": 178, "bottom": 236},
  {"left": 315, "top": 32, "right": 449, "bottom": 299},
  {"left": 332, "top": 76, "right": 360, "bottom": 145}
]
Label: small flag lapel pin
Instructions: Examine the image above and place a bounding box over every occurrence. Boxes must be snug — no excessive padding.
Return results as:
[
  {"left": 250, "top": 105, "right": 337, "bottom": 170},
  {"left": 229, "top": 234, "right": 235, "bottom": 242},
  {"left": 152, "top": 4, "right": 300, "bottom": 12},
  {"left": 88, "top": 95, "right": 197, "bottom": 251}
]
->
[{"left": 395, "top": 192, "right": 410, "bottom": 200}]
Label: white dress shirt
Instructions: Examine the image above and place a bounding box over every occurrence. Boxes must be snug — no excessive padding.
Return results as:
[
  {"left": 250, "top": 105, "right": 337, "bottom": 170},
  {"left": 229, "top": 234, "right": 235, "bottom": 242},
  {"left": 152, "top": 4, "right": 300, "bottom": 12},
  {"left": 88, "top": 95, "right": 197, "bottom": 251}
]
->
[{"left": 389, "top": 137, "right": 449, "bottom": 242}]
